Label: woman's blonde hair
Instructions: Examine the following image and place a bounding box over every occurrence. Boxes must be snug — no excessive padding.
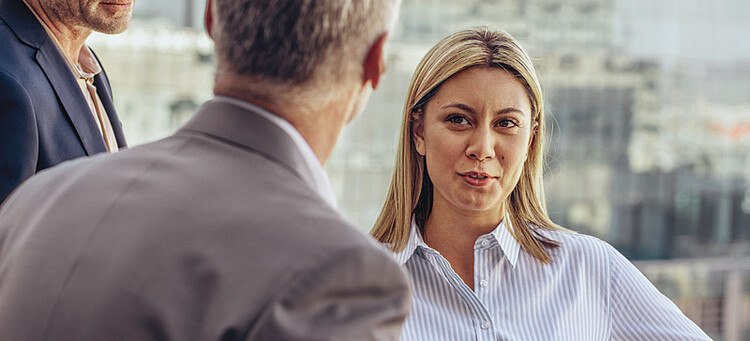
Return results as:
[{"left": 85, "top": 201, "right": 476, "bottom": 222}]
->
[{"left": 371, "top": 26, "right": 564, "bottom": 264}]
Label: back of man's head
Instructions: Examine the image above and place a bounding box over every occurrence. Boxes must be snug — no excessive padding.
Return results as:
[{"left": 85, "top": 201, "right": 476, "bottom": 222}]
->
[{"left": 211, "top": 0, "right": 398, "bottom": 94}]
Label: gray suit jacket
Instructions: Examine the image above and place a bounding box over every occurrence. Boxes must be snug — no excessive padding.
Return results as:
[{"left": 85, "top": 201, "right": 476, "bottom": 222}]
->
[{"left": 0, "top": 100, "right": 410, "bottom": 340}]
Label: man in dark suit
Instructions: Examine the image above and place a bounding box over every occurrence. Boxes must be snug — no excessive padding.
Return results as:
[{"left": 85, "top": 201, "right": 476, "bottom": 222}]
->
[
  {"left": 0, "top": 0, "right": 130, "bottom": 204},
  {"left": 0, "top": 0, "right": 408, "bottom": 340}
]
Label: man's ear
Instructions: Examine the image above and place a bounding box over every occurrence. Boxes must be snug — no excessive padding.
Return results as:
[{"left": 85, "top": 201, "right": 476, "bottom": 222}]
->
[
  {"left": 412, "top": 112, "right": 426, "bottom": 156},
  {"left": 362, "top": 32, "right": 390, "bottom": 89},
  {"left": 204, "top": 0, "right": 214, "bottom": 39}
]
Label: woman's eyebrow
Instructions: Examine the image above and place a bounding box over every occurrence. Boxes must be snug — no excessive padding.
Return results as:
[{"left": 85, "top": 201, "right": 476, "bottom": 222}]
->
[
  {"left": 441, "top": 102, "right": 475, "bottom": 115},
  {"left": 495, "top": 107, "right": 527, "bottom": 116},
  {"left": 441, "top": 102, "right": 527, "bottom": 116}
]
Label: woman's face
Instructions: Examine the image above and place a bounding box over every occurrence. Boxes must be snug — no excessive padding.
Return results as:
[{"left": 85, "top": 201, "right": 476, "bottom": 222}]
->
[{"left": 414, "top": 66, "right": 536, "bottom": 218}]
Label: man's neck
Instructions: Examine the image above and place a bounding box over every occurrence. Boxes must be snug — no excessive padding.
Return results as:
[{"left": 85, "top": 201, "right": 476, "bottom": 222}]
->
[
  {"left": 286, "top": 100, "right": 350, "bottom": 165},
  {"left": 24, "top": 0, "right": 91, "bottom": 62},
  {"left": 214, "top": 72, "right": 360, "bottom": 165}
]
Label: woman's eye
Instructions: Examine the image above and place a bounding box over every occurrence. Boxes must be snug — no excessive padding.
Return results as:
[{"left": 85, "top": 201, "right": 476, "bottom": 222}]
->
[
  {"left": 497, "top": 119, "right": 518, "bottom": 128},
  {"left": 446, "top": 115, "right": 468, "bottom": 125}
]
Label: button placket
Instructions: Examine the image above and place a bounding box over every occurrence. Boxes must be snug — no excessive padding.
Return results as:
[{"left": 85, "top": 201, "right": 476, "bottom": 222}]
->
[
  {"left": 472, "top": 242, "right": 497, "bottom": 341},
  {"left": 427, "top": 236, "right": 498, "bottom": 339},
  {"left": 475, "top": 242, "right": 492, "bottom": 293}
]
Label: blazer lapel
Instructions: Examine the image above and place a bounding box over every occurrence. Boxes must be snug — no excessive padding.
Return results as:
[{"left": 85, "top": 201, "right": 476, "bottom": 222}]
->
[
  {"left": 94, "top": 68, "right": 127, "bottom": 149},
  {"left": 178, "top": 100, "right": 315, "bottom": 187},
  {"left": 35, "top": 46, "right": 108, "bottom": 156}
]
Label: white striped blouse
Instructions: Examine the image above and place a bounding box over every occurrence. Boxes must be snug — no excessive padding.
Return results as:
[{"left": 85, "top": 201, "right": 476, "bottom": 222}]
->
[{"left": 393, "top": 218, "right": 711, "bottom": 340}]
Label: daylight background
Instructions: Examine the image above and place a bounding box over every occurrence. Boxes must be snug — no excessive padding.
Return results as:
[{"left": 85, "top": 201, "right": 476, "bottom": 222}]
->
[{"left": 87, "top": 1, "right": 750, "bottom": 339}]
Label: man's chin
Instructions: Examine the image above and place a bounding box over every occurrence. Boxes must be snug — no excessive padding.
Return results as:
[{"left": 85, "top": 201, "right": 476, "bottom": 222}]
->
[
  {"left": 86, "top": 11, "right": 133, "bottom": 35},
  {"left": 93, "top": 20, "right": 131, "bottom": 35}
]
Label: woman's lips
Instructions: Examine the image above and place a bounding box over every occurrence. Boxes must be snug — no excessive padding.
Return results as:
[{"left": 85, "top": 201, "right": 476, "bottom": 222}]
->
[{"left": 459, "top": 171, "right": 493, "bottom": 187}]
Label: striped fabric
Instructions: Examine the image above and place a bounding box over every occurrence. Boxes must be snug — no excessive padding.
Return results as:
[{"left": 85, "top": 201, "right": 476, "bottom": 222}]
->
[{"left": 393, "top": 218, "right": 711, "bottom": 340}]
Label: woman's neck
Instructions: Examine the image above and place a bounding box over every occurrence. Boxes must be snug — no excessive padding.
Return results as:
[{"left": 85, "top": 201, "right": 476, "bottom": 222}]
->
[{"left": 422, "top": 199, "right": 504, "bottom": 290}]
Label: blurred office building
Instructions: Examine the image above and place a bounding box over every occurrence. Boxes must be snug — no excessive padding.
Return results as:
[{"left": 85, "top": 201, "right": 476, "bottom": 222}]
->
[
  {"left": 87, "top": 0, "right": 750, "bottom": 339},
  {"left": 331, "top": 0, "right": 750, "bottom": 260},
  {"left": 132, "top": 0, "right": 205, "bottom": 30},
  {"left": 88, "top": 20, "right": 213, "bottom": 144}
]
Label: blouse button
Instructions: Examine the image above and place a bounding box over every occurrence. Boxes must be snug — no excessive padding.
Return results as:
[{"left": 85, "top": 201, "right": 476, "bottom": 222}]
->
[
  {"left": 481, "top": 239, "right": 490, "bottom": 247},
  {"left": 480, "top": 279, "right": 488, "bottom": 288},
  {"left": 480, "top": 320, "right": 490, "bottom": 330}
]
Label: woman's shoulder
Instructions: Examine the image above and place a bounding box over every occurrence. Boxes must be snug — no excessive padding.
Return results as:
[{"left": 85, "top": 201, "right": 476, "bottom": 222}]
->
[
  {"left": 533, "top": 227, "right": 618, "bottom": 265},
  {"left": 535, "top": 227, "right": 612, "bottom": 249}
]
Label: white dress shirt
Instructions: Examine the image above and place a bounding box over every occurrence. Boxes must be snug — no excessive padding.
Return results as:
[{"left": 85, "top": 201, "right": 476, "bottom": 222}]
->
[
  {"left": 213, "top": 96, "right": 337, "bottom": 208},
  {"left": 394, "top": 217, "right": 711, "bottom": 340}
]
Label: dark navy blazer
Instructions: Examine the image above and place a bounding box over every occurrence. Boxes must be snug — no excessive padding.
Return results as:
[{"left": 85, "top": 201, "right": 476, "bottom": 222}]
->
[{"left": 0, "top": 0, "right": 126, "bottom": 204}]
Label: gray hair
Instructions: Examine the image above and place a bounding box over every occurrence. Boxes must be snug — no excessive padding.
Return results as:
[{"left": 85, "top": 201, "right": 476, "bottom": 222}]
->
[{"left": 212, "top": 0, "right": 398, "bottom": 89}]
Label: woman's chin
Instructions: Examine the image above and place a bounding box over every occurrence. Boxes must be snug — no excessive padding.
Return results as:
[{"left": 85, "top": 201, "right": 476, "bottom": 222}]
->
[{"left": 453, "top": 200, "right": 503, "bottom": 217}]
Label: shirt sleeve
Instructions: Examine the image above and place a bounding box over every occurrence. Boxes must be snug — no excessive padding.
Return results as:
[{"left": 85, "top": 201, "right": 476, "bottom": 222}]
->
[
  {"left": 246, "top": 245, "right": 411, "bottom": 340},
  {"left": 608, "top": 244, "right": 712, "bottom": 340},
  {"left": 0, "top": 71, "right": 38, "bottom": 205}
]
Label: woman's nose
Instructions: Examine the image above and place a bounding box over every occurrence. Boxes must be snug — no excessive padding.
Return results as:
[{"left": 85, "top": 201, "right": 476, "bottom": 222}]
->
[{"left": 466, "top": 126, "right": 495, "bottom": 161}]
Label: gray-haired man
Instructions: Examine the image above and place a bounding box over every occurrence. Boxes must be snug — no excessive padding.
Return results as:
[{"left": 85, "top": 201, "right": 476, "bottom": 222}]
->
[{"left": 0, "top": 0, "right": 408, "bottom": 340}]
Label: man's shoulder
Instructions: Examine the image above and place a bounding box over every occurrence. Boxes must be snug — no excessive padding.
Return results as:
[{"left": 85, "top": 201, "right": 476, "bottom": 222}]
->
[
  {"left": 0, "top": 22, "right": 44, "bottom": 82},
  {"left": 0, "top": 16, "right": 11, "bottom": 37},
  {"left": 0, "top": 136, "right": 393, "bottom": 281},
  {"left": 0, "top": 15, "right": 31, "bottom": 52},
  {"left": 0, "top": 12, "right": 15, "bottom": 39},
  {"left": 6, "top": 134, "right": 378, "bottom": 252}
]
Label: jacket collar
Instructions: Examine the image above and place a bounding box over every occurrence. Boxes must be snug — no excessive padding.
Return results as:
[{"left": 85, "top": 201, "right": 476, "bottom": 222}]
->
[{"left": 178, "top": 99, "right": 314, "bottom": 189}]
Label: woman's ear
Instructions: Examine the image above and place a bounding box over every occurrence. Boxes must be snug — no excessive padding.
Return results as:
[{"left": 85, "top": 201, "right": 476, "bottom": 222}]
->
[
  {"left": 412, "top": 111, "right": 426, "bottom": 156},
  {"left": 528, "top": 120, "right": 539, "bottom": 149}
]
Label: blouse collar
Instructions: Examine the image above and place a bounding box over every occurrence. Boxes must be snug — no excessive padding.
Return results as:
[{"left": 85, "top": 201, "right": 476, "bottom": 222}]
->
[{"left": 393, "top": 213, "right": 520, "bottom": 268}]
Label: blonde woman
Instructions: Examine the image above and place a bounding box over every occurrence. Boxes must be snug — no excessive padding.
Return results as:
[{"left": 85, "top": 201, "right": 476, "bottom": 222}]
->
[{"left": 372, "top": 27, "right": 710, "bottom": 340}]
